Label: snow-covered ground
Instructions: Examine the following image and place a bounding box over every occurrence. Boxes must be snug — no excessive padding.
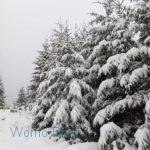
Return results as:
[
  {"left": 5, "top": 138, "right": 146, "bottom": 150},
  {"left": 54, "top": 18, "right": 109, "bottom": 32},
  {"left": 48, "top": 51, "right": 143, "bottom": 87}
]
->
[{"left": 0, "top": 110, "right": 98, "bottom": 150}]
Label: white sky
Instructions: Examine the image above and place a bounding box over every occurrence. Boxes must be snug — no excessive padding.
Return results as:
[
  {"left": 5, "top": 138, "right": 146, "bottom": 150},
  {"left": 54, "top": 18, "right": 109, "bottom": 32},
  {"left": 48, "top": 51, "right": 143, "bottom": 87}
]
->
[{"left": 0, "top": 0, "right": 98, "bottom": 106}]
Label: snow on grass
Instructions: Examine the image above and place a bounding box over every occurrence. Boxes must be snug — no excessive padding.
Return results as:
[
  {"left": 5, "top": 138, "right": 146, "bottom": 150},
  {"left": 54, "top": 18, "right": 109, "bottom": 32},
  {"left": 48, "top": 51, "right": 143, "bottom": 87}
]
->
[
  {"left": 68, "top": 142, "right": 98, "bottom": 150},
  {"left": 0, "top": 109, "right": 98, "bottom": 150},
  {"left": 0, "top": 109, "right": 69, "bottom": 150}
]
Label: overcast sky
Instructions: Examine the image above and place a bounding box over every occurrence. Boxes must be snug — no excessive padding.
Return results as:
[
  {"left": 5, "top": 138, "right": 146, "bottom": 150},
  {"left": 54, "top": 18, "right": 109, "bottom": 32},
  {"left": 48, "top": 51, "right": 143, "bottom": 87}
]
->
[{"left": 0, "top": 0, "right": 98, "bottom": 106}]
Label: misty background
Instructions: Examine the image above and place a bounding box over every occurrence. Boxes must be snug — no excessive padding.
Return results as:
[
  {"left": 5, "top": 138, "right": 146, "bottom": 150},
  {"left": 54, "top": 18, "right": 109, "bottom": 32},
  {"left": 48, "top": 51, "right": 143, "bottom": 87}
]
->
[{"left": 0, "top": 0, "right": 99, "bottom": 106}]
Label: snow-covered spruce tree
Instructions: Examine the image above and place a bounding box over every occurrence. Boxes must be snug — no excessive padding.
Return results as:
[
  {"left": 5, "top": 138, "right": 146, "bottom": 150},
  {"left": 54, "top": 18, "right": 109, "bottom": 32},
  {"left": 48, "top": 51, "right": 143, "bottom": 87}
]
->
[
  {"left": 130, "top": 1, "right": 150, "bottom": 149},
  {"left": 134, "top": 0, "right": 150, "bottom": 46},
  {"left": 32, "top": 22, "right": 95, "bottom": 142},
  {"left": 16, "top": 87, "right": 26, "bottom": 110},
  {"left": 93, "top": 45, "right": 150, "bottom": 149},
  {"left": 83, "top": 0, "right": 137, "bottom": 90},
  {"left": 84, "top": 0, "right": 150, "bottom": 149},
  {"left": 27, "top": 41, "right": 50, "bottom": 104},
  {"left": 0, "top": 77, "right": 5, "bottom": 109}
]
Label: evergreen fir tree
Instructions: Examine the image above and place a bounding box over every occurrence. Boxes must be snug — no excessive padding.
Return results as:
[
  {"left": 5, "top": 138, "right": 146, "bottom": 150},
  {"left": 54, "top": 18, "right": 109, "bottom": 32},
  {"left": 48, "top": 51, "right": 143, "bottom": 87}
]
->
[
  {"left": 31, "top": 22, "right": 95, "bottom": 142},
  {"left": 83, "top": 0, "right": 137, "bottom": 90},
  {"left": 92, "top": 0, "right": 150, "bottom": 149},
  {"left": 0, "top": 77, "right": 5, "bottom": 109},
  {"left": 16, "top": 88, "right": 26, "bottom": 109}
]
